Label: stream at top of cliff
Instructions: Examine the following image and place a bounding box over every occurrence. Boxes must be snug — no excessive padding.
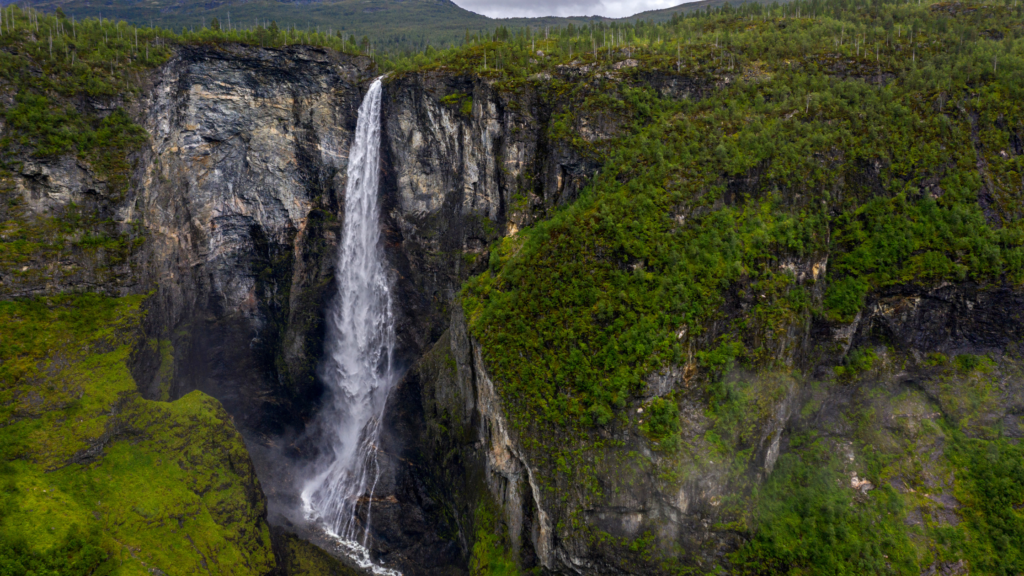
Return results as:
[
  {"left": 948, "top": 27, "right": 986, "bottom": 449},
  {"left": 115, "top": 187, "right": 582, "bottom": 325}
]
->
[{"left": 299, "top": 77, "right": 402, "bottom": 576}]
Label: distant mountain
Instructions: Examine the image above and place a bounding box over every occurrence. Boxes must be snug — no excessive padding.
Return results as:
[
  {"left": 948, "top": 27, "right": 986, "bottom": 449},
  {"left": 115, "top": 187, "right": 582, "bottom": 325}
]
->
[
  {"left": 9, "top": 0, "right": 785, "bottom": 53},
  {"left": 624, "top": 0, "right": 773, "bottom": 22},
  {"left": 10, "top": 0, "right": 608, "bottom": 52}
]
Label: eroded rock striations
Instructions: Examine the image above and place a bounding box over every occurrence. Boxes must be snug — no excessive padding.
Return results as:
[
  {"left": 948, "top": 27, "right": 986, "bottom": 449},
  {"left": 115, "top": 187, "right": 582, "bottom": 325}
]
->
[{"left": 133, "top": 44, "right": 371, "bottom": 435}]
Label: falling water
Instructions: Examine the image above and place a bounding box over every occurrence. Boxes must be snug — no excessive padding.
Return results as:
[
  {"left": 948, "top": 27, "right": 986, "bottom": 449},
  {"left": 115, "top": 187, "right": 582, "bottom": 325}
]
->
[{"left": 301, "top": 77, "right": 400, "bottom": 576}]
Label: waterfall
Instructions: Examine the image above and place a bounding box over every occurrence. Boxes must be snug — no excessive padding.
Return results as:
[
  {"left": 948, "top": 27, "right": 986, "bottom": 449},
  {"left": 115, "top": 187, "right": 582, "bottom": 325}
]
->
[{"left": 301, "top": 77, "right": 400, "bottom": 576}]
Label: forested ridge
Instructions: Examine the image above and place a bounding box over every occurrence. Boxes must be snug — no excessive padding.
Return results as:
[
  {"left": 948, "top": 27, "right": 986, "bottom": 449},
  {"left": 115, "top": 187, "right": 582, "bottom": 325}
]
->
[{"left": 9, "top": 0, "right": 758, "bottom": 57}]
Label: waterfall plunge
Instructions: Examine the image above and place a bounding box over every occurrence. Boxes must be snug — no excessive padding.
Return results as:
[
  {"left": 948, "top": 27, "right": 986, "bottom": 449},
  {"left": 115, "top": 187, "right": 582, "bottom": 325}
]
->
[{"left": 301, "top": 78, "right": 400, "bottom": 575}]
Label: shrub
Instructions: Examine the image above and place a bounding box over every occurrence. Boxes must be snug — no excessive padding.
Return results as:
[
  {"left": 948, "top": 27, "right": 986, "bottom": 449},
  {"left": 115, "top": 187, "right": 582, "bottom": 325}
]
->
[{"left": 640, "top": 397, "right": 681, "bottom": 451}]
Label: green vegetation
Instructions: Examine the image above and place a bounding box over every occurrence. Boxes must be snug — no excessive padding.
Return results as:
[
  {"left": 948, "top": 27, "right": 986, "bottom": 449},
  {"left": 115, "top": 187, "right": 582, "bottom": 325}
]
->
[
  {"left": 0, "top": 293, "right": 144, "bottom": 431},
  {"left": 14, "top": 0, "right": 750, "bottom": 57},
  {"left": 469, "top": 501, "right": 520, "bottom": 576},
  {"left": 935, "top": 353, "right": 1001, "bottom": 434},
  {"left": 828, "top": 187, "right": 1024, "bottom": 320},
  {"left": 732, "top": 443, "right": 918, "bottom": 575},
  {"left": 705, "top": 373, "right": 791, "bottom": 463},
  {"left": 461, "top": 0, "right": 1024, "bottom": 450},
  {"left": 0, "top": 196, "right": 140, "bottom": 296},
  {"left": 953, "top": 353, "right": 993, "bottom": 374},
  {"left": 441, "top": 92, "right": 474, "bottom": 117},
  {"left": 0, "top": 8, "right": 166, "bottom": 290},
  {"left": 834, "top": 347, "right": 879, "bottom": 379},
  {"left": 0, "top": 8, "right": 173, "bottom": 169},
  {"left": 940, "top": 432, "right": 1024, "bottom": 575},
  {"left": 736, "top": 355, "right": 1024, "bottom": 576},
  {"left": 0, "top": 524, "right": 114, "bottom": 576},
  {"left": 273, "top": 530, "right": 362, "bottom": 576},
  {"left": 154, "top": 339, "right": 175, "bottom": 401},
  {"left": 639, "top": 397, "right": 681, "bottom": 450},
  {"left": 0, "top": 294, "right": 276, "bottom": 575},
  {"left": 0, "top": 5, "right": 369, "bottom": 159}
]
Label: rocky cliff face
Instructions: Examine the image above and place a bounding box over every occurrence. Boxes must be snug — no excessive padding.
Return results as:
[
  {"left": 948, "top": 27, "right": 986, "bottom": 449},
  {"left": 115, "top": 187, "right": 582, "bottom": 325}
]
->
[
  {"left": 126, "top": 47, "right": 638, "bottom": 437},
  {"left": 132, "top": 44, "right": 371, "bottom": 437},
  {"left": 377, "top": 65, "right": 715, "bottom": 367}
]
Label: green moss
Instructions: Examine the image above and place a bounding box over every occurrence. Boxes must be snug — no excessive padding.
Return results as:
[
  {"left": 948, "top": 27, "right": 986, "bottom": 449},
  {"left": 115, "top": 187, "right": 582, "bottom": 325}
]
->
[
  {"left": 0, "top": 294, "right": 276, "bottom": 575},
  {"left": 922, "top": 356, "right": 1006, "bottom": 438},
  {"left": 154, "top": 339, "right": 175, "bottom": 401},
  {"left": 469, "top": 501, "right": 519, "bottom": 576},
  {"left": 953, "top": 354, "right": 994, "bottom": 375},
  {"left": 0, "top": 293, "right": 145, "bottom": 428},
  {"left": 440, "top": 92, "right": 474, "bottom": 117},
  {"left": 0, "top": 522, "right": 116, "bottom": 576},
  {"left": 443, "top": 350, "right": 458, "bottom": 374},
  {"left": 835, "top": 347, "right": 879, "bottom": 381},
  {"left": 0, "top": 199, "right": 141, "bottom": 291},
  {"left": 709, "top": 374, "right": 790, "bottom": 447},
  {"left": 2, "top": 392, "right": 275, "bottom": 573},
  {"left": 273, "top": 530, "right": 361, "bottom": 576}
]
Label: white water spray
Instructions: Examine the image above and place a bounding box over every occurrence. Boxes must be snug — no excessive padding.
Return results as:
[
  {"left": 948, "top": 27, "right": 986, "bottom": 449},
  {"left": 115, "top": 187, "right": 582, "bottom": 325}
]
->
[{"left": 301, "top": 77, "right": 400, "bottom": 576}]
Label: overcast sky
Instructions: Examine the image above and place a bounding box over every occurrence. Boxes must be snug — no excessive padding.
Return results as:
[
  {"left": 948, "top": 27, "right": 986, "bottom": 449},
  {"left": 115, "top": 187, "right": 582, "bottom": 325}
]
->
[{"left": 452, "top": 0, "right": 684, "bottom": 19}]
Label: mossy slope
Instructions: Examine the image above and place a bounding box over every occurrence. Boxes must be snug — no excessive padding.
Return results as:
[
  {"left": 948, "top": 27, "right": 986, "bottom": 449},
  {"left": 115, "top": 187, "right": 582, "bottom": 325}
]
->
[
  {"left": 0, "top": 294, "right": 276, "bottom": 575},
  {"left": 271, "top": 530, "right": 362, "bottom": 576}
]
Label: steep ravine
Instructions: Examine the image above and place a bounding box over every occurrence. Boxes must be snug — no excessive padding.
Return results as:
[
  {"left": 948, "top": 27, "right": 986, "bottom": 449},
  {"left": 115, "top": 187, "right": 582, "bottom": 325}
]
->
[
  {"left": 3, "top": 42, "right": 664, "bottom": 574},
  {"left": 128, "top": 46, "right": 652, "bottom": 440},
  {"left": 120, "top": 45, "right": 726, "bottom": 574}
]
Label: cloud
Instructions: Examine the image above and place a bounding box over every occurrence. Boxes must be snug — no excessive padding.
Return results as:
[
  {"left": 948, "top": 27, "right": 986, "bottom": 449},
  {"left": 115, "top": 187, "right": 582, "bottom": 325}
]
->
[
  {"left": 453, "top": 0, "right": 605, "bottom": 18},
  {"left": 452, "top": 0, "right": 683, "bottom": 19},
  {"left": 601, "top": 0, "right": 685, "bottom": 17}
]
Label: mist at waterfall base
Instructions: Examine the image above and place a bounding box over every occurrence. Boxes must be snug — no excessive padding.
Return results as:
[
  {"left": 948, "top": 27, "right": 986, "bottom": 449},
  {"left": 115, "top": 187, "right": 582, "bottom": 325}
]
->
[{"left": 257, "top": 77, "right": 403, "bottom": 575}]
